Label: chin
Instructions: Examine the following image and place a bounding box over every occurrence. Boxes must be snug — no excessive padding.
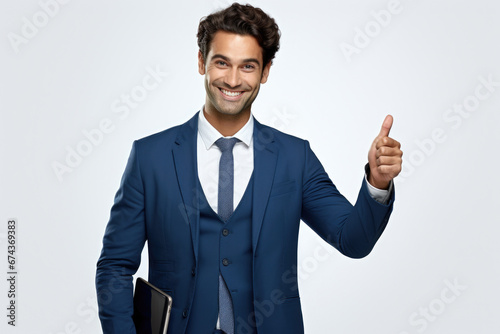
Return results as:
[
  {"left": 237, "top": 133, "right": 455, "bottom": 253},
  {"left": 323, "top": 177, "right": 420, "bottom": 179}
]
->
[
  {"left": 216, "top": 108, "right": 245, "bottom": 116},
  {"left": 214, "top": 102, "right": 248, "bottom": 116}
]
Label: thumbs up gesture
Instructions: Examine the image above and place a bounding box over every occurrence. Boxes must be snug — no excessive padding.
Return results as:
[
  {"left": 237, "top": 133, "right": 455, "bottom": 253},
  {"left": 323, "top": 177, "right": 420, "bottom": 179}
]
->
[{"left": 367, "top": 115, "right": 403, "bottom": 189}]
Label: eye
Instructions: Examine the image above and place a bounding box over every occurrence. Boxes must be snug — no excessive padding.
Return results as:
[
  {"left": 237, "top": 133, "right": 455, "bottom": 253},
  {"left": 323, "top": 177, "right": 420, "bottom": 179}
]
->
[
  {"left": 243, "top": 64, "right": 256, "bottom": 71},
  {"left": 215, "top": 60, "right": 227, "bottom": 67}
]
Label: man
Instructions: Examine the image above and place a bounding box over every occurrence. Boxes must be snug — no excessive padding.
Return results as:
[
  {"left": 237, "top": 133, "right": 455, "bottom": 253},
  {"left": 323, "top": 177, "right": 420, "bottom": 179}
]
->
[{"left": 96, "top": 3, "right": 403, "bottom": 334}]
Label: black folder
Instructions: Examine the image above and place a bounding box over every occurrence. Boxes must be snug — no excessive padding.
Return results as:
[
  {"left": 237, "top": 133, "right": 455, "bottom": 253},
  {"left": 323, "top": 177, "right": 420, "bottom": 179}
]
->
[{"left": 133, "top": 277, "right": 173, "bottom": 334}]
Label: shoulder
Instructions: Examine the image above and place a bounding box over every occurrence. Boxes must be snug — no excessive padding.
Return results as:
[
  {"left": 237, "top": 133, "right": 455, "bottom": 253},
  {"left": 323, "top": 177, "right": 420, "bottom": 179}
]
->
[
  {"left": 254, "top": 119, "right": 307, "bottom": 148},
  {"left": 254, "top": 120, "right": 317, "bottom": 167},
  {"left": 133, "top": 113, "right": 198, "bottom": 152},
  {"left": 135, "top": 124, "right": 181, "bottom": 147}
]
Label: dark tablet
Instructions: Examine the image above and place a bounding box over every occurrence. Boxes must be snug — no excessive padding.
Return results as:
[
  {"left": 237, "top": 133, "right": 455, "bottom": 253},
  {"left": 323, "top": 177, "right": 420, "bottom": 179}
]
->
[{"left": 133, "top": 277, "right": 173, "bottom": 334}]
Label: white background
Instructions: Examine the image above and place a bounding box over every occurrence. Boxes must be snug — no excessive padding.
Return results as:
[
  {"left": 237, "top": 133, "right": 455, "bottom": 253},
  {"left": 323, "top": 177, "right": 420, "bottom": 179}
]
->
[{"left": 1, "top": 0, "right": 499, "bottom": 333}]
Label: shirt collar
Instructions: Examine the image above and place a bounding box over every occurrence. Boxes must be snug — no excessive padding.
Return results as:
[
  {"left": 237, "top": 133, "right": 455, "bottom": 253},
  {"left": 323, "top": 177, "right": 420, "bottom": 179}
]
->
[{"left": 198, "top": 105, "right": 254, "bottom": 150}]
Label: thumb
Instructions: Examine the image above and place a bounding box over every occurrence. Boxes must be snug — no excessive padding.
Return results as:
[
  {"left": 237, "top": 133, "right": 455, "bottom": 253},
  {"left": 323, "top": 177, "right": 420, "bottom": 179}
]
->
[{"left": 378, "top": 115, "right": 393, "bottom": 137}]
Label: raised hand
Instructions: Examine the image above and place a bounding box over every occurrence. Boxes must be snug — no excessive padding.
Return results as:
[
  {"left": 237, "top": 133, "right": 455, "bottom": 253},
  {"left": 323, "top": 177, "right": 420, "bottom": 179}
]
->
[{"left": 367, "top": 115, "right": 403, "bottom": 189}]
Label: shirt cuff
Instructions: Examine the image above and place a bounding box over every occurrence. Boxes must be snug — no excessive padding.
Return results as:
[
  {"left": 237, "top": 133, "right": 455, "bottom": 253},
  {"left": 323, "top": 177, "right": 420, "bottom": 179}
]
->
[{"left": 364, "top": 164, "right": 393, "bottom": 204}]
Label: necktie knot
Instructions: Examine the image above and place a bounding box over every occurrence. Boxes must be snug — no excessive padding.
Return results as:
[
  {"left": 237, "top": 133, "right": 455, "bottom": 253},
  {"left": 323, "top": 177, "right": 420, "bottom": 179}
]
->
[{"left": 215, "top": 137, "right": 240, "bottom": 153}]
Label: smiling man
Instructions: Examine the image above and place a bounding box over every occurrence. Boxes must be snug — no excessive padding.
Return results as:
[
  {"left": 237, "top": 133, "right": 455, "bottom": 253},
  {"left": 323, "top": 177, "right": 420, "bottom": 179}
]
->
[
  {"left": 96, "top": 3, "right": 403, "bottom": 334},
  {"left": 200, "top": 30, "right": 271, "bottom": 136}
]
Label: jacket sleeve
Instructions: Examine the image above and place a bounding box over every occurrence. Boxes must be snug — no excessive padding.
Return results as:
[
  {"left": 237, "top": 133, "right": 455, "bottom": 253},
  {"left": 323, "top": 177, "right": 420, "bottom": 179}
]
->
[
  {"left": 300, "top": 140, "right": 394, "bottom": 258},
  {"left": 95, "top": 141, "right": 146, "bottom": 333}
]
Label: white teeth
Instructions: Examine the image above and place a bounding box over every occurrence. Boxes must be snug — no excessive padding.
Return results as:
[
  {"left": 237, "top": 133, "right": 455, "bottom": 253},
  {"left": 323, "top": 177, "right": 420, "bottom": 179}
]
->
[{"left": 221, "top": 89, "right": 242, "bottom": 97}]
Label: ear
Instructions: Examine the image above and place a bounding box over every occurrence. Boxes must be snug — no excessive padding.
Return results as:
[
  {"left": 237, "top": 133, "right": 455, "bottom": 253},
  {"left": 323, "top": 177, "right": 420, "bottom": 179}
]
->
[
  {"left": 198, "top": 50, "right": 206, "bottom": 75},
  {"left": 260, "top": 62, "right": 272, "bottom": 84}
]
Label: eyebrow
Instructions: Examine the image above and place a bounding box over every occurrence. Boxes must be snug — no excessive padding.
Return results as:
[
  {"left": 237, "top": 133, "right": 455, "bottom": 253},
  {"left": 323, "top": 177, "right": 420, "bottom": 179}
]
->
[{"left": 212, "top": 54, "right": 261, "bottom": 67}]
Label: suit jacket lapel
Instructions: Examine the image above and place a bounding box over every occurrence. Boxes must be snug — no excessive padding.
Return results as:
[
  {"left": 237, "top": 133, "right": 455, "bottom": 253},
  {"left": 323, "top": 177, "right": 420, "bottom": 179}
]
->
[
  {"left": 172, "top": 112, "right": 200, "bottom": 263},
  {"left": 252, "top": 118, "right": 278, "bottom": 254}
]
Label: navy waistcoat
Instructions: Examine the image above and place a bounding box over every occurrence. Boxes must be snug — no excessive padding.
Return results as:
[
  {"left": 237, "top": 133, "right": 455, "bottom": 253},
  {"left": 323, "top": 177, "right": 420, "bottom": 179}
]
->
[{"left": 186, "top": 173, "right": 256, "bottom": 334}]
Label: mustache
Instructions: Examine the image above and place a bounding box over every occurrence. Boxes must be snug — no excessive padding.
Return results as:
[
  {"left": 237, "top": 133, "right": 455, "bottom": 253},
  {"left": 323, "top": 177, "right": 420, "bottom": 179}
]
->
[{"left": 213, "top": 80, "right": 250, "bottom": 91}]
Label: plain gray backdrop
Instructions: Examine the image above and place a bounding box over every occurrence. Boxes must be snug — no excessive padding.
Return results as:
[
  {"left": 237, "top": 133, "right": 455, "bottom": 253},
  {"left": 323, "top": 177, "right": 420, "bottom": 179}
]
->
[{"left": 1, "top": 0, "right": 499, "bottom": 333}]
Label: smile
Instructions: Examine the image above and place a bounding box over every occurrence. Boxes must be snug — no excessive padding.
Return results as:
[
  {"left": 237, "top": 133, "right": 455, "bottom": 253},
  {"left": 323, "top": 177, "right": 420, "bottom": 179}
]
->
[{"left": 219, "top": 88, "right": 243, "bottom": 97}]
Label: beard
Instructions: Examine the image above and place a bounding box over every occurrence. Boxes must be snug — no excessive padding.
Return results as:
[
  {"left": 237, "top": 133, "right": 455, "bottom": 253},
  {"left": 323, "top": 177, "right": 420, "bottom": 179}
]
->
[{"left": 204, "top": 77, "right": 260, "bottom": 116}]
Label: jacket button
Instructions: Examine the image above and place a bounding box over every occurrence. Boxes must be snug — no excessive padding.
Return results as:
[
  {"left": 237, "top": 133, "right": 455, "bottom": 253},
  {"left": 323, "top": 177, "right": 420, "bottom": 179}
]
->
[
  {"left": 222, "top": 258, "right": 229, "bottom": 266},
  {"left": 191, "top": 268, "right": 196, "bottom": 276},
  {"left": 182, "top": 309, "right": 188, "bottom": 318},
  {"left": 222, "top": 228, "right": 229, "bottom": 236}
]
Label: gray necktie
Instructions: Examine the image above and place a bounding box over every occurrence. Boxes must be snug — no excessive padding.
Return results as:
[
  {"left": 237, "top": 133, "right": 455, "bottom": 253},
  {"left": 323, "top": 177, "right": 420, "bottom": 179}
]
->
[{"left": 215, "top": 137, "right": 239, "bottom": 334}]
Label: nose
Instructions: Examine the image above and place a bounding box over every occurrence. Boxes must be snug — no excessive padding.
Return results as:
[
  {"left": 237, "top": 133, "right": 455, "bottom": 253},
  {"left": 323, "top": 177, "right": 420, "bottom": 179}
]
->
[{"left": 223, "top": 67, "right": 242, "bottom": 88}]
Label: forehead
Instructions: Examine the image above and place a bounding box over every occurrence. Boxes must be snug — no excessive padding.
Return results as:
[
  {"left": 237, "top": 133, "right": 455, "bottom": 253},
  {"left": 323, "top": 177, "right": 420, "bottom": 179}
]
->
[{"left": 207, "top": 31, "right": 263, "bottom": 63}]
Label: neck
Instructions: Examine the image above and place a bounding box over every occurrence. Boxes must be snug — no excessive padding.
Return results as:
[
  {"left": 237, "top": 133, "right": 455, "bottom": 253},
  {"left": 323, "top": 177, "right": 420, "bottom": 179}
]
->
[{"left": 203, "top": 106, "right": 250, "bottom": 137}]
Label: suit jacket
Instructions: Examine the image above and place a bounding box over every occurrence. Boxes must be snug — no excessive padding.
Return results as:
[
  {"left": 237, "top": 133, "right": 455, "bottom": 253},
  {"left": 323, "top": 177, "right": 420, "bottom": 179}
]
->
[{"left": 95, "top": 111, "right": 394, "bottom": 334}]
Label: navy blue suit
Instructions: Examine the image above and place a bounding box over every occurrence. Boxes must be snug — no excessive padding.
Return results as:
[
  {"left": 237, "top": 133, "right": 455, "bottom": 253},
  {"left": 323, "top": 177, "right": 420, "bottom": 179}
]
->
[{"left": 96, "top": 111, "right": 394, "bottom": 333}]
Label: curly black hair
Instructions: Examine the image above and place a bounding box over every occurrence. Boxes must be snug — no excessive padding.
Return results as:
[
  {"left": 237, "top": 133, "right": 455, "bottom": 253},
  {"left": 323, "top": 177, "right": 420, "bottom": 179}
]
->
[{"left": 197, "top": 3, "right": 281, "bottom": 67}]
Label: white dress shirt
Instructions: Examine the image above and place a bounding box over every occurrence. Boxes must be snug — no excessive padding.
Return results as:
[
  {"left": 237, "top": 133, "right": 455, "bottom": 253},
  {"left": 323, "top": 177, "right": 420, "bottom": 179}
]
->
[{"left": 197, "top": 107, "right": 254, "bottom": 213}]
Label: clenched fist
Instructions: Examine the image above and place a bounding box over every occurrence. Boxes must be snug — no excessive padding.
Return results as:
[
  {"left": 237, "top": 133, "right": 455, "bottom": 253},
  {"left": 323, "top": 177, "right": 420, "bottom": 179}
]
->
[{"left": 367, "top": 115, "right": 403, "bottom": 189}]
